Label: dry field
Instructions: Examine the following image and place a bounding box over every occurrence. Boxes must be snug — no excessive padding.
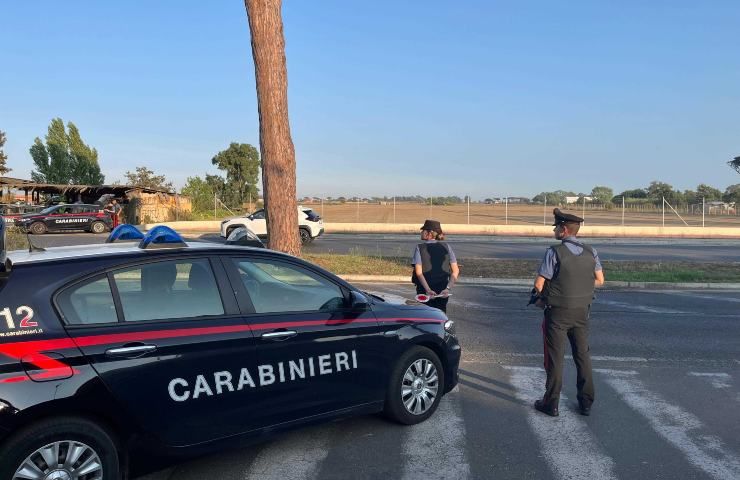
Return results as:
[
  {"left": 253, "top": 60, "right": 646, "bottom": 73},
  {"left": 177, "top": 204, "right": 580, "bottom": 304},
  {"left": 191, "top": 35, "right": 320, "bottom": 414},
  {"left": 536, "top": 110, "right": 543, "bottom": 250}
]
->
[{"left": 304, "top": 203, "right": 740, "bottom": 228}]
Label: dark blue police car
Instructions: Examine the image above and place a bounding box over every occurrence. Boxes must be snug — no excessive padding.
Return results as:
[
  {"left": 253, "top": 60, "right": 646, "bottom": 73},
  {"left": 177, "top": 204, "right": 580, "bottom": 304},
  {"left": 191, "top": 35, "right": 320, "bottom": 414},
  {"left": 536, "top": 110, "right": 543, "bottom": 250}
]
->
[
  {"left": 18, "top": 204, "right": 113, "bottom": 235},
  {"left": 0, "top": 223, "right": 461, "bottom": 479}
]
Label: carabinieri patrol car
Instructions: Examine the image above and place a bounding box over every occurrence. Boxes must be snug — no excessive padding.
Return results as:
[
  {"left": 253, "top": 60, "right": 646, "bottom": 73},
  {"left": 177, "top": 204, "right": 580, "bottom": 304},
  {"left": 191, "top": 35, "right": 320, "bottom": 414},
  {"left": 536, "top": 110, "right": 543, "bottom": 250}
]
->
[
  {"left": 0, "top": 223, "right": 461, "bottom": 479},
  {"left": 18, "top": 204, "right": 113, "bottom": 235}
]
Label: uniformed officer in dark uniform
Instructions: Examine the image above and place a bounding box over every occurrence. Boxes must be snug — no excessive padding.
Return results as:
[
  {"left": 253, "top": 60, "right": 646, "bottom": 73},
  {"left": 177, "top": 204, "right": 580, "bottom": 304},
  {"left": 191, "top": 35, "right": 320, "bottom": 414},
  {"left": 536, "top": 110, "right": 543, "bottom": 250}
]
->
[
  {"left": 532, "top": 208, "right": 605, "bottom": 417},
  {"left": 411, "top": 219, "right": 459, "bottom": 312}
]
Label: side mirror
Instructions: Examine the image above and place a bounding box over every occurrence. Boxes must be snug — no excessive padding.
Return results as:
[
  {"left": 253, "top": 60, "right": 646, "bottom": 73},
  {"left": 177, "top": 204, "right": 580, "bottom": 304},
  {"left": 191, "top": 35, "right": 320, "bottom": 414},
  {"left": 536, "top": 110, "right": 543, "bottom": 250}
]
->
[{"left": 349, "top": 291, "right": 369, "bottom": 310}]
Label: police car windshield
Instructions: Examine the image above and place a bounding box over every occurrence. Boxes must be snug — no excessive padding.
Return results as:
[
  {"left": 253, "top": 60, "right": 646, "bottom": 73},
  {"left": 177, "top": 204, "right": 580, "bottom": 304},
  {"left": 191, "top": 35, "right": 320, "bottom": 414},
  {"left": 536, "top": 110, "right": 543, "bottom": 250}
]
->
[{"left": 39, "top": 206, "right": 59, "bottom": 215}]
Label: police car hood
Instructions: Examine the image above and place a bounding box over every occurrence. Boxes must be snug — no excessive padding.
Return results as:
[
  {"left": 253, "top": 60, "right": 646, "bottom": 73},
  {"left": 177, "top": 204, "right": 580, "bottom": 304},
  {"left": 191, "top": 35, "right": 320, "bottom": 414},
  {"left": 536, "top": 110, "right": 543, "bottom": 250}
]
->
[{"left": 364, "top": 290, "right": 420, "bottom": 307}]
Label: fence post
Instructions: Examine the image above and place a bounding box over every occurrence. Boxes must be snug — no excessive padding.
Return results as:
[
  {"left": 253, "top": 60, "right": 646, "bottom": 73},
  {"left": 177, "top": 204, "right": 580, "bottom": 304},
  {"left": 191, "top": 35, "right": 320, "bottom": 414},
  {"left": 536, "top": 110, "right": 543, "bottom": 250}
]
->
[
  {"left": 214, "top": 193, "right": 217, "bottom": 220},
  {"left": 702, "top": 197, "right": 705, "bottom": 227},
  {"left": 582, "top": 196, "right": 586, "bottom": 225},
  {"left": 467, "top": 195, "right": 470, "bottom": 224},
  {"left": 356, "top": 198, "right": 360, "bottom": 222},
  {"left": 622, "top": 196, "right": 625, "bottom": 226},
  {"left": 662, "top": 196, "right": 665, "bottom": 227},
  {"left": 393, "top": 196, "right": 396, "bottom": 224},
  {"left": 505, "top": 197, "right": 508, "bottom": 225},
  {"left": 543, "top": 198, "right": 547, "bottom": 226}
]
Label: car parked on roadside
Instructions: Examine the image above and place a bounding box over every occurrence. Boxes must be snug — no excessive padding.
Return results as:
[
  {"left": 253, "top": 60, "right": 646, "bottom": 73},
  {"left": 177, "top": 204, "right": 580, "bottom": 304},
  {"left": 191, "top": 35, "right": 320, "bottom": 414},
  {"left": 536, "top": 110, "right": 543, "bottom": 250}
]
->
[
  {"left": 0, "top": 204, "right": 44, "bottom": 226},
  {"left": 0, "top": 223, "right": 460, "bottom": 479},
  {"left": 17, "top": 203, "right": 113, "bottom": 234},
  {"left": 220, "top": 206, "right": 324, "bottom": 245}
]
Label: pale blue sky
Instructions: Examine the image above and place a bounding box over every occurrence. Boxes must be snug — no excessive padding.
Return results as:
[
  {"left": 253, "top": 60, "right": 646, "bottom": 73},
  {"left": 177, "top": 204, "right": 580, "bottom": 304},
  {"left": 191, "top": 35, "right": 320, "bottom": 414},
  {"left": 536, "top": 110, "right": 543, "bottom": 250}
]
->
[{"left": 1, "top": 0, "right": 739, "bottom": 198}]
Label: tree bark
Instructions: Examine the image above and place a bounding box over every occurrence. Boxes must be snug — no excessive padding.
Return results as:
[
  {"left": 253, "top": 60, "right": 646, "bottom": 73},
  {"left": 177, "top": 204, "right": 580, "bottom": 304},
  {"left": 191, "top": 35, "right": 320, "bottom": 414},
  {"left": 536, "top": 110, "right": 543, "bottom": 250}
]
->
[{"left": 244, "top": 0, "right": 300, "bottom": 255}]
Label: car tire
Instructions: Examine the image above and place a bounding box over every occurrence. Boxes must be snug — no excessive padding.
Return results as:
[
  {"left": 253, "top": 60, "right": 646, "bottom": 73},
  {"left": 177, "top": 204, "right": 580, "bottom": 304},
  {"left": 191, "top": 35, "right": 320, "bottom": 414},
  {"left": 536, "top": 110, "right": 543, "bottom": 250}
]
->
[
  {"left": 384, "top": 346, "right": 445, "bottom": 425},
  {"left": 299, "top": 228, "right": 312, "bottom": 245},
  {"left": 29, "top": 221, "right": 47, "bottom": 235},
  {"left": 0, "top": 416, "right": 121, "bottom": 480},
  {"left": 91, "top": 221, "right": 107, "bottom": 234}
]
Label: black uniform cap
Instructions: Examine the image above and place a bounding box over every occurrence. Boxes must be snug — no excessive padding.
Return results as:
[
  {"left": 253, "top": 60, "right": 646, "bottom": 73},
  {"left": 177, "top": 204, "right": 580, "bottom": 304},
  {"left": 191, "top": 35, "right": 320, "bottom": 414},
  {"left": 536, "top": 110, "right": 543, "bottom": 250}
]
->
[
  {"left": 552, "top": 208, "right": 583, "bottom": 226},
  {"left": 420, "top": 219, "right": 443, "bottom": 234}
]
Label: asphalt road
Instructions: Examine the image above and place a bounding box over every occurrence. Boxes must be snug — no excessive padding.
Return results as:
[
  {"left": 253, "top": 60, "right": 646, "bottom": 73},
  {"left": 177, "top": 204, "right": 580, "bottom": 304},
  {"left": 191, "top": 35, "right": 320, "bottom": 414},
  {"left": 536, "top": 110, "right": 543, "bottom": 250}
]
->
[
  {"left": 136, "top": 285, "right": 740, "bottom": 480},
  {"left": 27, "top": 232, "right": 740, "bottom": 263}
]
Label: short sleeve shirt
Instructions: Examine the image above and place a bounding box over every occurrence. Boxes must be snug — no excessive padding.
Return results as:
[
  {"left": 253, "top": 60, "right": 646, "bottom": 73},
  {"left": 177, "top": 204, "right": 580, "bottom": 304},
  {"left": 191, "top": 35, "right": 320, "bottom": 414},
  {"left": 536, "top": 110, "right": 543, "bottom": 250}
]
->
[
  {"left": 537, "top": 236, "right": 602, "bottom": 280},
  {"left": 411, "top": 240, "right": 457, "bottom": 265}
]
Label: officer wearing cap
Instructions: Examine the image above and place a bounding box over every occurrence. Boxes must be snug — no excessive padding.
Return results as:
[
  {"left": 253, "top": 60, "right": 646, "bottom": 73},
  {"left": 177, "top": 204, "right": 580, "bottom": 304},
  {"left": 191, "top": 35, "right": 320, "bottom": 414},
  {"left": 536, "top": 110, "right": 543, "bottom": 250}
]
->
[
  {"left": 411, "top": 219, "right": 459, "bottom": 312},
  {"left": 532, "top": 208, "right": 605, "bottom": 417}
]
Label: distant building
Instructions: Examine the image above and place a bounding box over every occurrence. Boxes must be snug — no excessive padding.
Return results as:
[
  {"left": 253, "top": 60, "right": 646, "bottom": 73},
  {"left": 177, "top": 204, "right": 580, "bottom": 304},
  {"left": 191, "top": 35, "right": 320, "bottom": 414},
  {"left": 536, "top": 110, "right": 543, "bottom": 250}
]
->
[{"left": 565, "top": 196, "right": 592, "bottom": 204}]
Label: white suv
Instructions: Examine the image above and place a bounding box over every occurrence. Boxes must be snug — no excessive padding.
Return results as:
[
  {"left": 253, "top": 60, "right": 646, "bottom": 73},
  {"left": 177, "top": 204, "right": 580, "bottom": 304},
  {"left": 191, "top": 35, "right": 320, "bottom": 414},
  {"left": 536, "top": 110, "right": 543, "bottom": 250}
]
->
[{"left": 220, "top": 206, "right": 324, "bottom": 245}]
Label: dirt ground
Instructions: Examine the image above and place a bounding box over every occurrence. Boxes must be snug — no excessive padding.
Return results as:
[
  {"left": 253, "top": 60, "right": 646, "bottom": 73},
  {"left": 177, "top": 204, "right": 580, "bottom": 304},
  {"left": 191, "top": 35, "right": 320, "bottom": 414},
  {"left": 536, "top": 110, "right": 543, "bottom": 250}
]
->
[{"left": 304, "top": 203, "right": 740, "bottom": 228}]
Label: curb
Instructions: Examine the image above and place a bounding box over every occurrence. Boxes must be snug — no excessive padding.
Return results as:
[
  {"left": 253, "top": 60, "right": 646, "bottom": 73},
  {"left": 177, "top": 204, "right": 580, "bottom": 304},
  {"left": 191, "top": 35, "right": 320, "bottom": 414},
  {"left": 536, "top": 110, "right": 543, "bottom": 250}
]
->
[{"left": 337, "top": 275, "right": 740, "bottom": 290}]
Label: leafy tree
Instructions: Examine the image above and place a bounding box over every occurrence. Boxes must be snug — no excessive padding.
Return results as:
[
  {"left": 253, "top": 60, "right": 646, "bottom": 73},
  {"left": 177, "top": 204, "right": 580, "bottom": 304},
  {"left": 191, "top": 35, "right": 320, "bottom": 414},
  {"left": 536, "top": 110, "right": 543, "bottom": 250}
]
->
[
  {"left": 532, "top": 190, "right": 576, "bottom": 205},
  {"left": 30, "top": 118, "right": 104, "bottom": 184},
  {"left": 646, "top": 180, "right": 680, "bottom": 205},
  {"left": 590, "top": 186, "right": 613, "bottom": 204},
  {"left": 619, "top": 188, "right": 648, "bottom": 199},
  {"left": 723, "top": 184, "right": 740, "bottom": 204},
  {"left": 728, "top": 156, "right": 740, "bottom": 174},
  {"left": 245, "top": 0, "right": 300, "bottom": 255},
  {"left": 0, "top": 130, "right": 11, "bottom": 175},
  {"left": 124, "top": 166, "right": 173, "bottom": 191},
  {"left": 181, "top": 176, "right": 215, "bottom": 212},
  {"left": 211, "top": 143, "right": 260, "bottom": 209},
  {"left": 695, "top": 184, "right": 722, "bottom": 202}
]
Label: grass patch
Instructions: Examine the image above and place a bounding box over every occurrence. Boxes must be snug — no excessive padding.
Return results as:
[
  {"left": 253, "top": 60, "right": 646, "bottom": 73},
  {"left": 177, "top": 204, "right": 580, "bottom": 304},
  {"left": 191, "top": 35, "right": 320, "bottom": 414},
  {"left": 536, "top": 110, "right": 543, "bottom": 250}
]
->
[{"left": 304, "top": 253, "right": 740, "bottom": 283}]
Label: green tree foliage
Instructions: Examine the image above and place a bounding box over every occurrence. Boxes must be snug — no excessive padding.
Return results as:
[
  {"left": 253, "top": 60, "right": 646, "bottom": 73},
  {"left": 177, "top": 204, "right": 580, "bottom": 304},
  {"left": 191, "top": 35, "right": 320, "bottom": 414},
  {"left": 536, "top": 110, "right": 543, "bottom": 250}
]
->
[
  {"left": 695, "top": 184, "right": 722, "bottom": 201},
  {"left": 590, "top": 186, "right": 613, "bottom": 204},
  {"left": 124, "top": 166, "right": 173, "bottom": 191},
  {"left": 728, "top": 156, "right": 740, "bottom": 174},
  {"left": 181, "top": 176, "right": 215, "bottom": 212},
  {"left": 0, "top": 130, "right": 11, "bottom": 175},
  {"left": 30, "top": 118, "right": 104, "bottom": 184},
  {"left": 532, "top": 190, "right": 576, "bottom": 205},
  {"left": 723, "top": 184, "right": 740, "bottom": 204},
  {"left": 211, "top": 143, "right": 260, "bottom": 209}
]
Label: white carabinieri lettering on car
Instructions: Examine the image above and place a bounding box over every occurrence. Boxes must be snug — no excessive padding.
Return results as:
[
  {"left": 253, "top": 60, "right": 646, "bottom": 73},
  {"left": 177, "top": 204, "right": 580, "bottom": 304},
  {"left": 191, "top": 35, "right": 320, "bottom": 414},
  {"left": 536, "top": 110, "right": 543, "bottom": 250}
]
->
[
  {"left": 54, "top": 218, "right": 90, "bottom": 224},
  {"left": 167, "top": 350, "right": 359, "bottom": 402}
]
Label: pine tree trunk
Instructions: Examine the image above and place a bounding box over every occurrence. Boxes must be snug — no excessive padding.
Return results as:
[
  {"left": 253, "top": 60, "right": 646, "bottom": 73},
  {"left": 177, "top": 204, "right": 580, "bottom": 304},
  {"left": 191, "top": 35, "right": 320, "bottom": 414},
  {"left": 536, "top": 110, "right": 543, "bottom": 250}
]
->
[{"left": 244, "top": 0, "right": 300, "bottom": 256}]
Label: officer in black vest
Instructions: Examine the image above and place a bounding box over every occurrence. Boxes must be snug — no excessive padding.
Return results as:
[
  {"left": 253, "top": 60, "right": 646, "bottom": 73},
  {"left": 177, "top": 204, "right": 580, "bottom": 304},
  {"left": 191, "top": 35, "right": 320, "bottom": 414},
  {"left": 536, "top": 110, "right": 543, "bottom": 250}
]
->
[
  {"left": 411, "top": 220, "right": 459, "bottom": 312},
  {"left": 532, "top": 208, "right": 605, "bottom": 417}
]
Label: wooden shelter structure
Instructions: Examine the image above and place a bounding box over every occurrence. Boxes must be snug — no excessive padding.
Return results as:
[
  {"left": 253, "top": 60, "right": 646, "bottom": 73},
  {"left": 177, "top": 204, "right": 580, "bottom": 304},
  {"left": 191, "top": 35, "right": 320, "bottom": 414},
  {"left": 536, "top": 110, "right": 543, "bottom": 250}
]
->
[{"left": 0, "top": 177, "right": 191, "bottom": 223}]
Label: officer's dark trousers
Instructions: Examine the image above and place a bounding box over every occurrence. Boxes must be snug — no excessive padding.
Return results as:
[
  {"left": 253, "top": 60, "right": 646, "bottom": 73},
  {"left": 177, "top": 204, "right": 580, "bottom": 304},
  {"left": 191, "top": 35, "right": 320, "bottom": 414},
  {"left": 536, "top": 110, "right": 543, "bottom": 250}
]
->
[{"left": 541, "top": 305, "right": 594, "bottom": 408}]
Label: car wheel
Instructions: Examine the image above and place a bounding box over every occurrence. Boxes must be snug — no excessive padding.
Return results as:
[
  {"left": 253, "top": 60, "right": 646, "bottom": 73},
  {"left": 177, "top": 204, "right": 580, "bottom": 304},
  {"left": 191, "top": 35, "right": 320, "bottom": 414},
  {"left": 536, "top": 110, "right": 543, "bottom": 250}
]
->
[
  {"left": 299, "top": 228, "right": 312, "bottom": 245},
  {"left": 29, "top": 222, "right": 47, "bottom": 235},
  {"left": 384, "top": 346, "right": 444, "bottom": 425},
  {"left": 91, "top": 221, "right": 107, "bottom": 234},
  {"left": 0, "top": 417, "right": 121, "bottom": 480}
]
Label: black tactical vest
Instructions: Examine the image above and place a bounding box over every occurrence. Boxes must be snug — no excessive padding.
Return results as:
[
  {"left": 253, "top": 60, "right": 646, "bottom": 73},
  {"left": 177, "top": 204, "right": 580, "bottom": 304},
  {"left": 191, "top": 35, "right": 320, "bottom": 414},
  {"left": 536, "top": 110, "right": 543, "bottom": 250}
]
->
[
  {"left": 543, "top": 241, "right": 596, "bottom": 308},
  {"left": 417, "top": 242, "right": 452, "bottom": 291}
]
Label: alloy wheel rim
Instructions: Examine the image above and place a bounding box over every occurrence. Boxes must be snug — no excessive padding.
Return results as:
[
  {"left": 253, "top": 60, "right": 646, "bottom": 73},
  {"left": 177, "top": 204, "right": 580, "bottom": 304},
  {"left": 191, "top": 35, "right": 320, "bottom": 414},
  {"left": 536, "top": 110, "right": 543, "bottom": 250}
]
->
[
  {"left": 401, "top": 358, "right": 439, "bottom": 415},
  {"left": 14, "top": 440, "right": 103, "bottom": 480}
]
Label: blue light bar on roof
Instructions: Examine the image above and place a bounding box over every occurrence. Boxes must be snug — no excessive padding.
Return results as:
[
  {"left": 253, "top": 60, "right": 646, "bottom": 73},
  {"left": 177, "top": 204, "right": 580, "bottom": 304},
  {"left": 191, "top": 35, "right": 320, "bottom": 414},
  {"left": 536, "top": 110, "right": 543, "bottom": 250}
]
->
[
  {"left": 138, "top": 225, "right": 188, "bottom": 249},
  {"left": 105, "top": 224, "right": 145, "bottom": 243}
]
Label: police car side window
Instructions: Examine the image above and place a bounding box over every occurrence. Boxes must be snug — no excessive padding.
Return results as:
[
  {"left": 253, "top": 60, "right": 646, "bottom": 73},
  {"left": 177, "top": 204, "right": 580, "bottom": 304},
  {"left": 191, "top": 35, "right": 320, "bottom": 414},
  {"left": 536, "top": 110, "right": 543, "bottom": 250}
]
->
[
  {"left": 57, "top": 275, "right": 118, "bottom": 325},
  {"left": 113, "top": 259, "right": 224, "bottom": 322},
  {"left": 233, "top": 259, "right": 345, "bottom": 313}
]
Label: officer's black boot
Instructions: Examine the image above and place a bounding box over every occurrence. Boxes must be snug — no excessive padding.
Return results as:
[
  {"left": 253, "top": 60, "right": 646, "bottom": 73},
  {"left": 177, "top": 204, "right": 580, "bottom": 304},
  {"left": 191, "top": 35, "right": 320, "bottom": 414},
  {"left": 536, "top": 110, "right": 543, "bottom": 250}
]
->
[{"left": 534, "top": 399, "right": 559, "bottom": 417}]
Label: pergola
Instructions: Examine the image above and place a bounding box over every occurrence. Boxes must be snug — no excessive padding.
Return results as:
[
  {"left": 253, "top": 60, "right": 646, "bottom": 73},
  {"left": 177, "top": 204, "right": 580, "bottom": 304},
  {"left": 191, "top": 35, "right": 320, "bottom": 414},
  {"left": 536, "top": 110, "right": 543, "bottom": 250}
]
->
[{"left": 0, "top": 177, "right": 173, "bottom": 204}]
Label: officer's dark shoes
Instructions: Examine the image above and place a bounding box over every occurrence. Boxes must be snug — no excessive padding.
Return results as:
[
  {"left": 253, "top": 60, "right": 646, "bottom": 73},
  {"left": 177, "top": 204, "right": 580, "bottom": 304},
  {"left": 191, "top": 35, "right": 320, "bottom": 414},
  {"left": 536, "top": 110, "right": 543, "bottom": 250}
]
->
[
  {"left": 534, "top": 399, "right": 559, "bottom": 417},
  {"left": 579, "top": 402, "right": 592, "bottom": 416}
]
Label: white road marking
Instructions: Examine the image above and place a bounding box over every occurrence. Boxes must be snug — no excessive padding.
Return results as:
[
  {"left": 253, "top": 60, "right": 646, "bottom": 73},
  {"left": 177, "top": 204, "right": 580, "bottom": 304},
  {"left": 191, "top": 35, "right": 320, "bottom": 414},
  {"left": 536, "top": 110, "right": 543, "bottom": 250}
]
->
[
  {"left": 688, "top": 372, "right": 731, "bottom": 389},
  {"left": 596, "top": 299, "right": 687, "bottom": 314},
  {"left": 401, "top": 393, "right": 470, "bottom": 480},
  {"left": 505, "top": 366, "right": 618, "bottom": 480},
  {"left": 602, "top": 371, "right": 740, "bottom": 480},
  {"left": 245, "top": 428, "right": 331, "bottom": 480}
]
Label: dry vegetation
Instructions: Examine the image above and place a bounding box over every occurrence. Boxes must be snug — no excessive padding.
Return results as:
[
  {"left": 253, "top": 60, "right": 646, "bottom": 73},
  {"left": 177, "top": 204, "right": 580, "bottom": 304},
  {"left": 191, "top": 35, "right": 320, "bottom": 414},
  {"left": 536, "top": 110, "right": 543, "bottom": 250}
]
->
[{"left": 304, "top": 203, "right": 740, "bottom": 228}]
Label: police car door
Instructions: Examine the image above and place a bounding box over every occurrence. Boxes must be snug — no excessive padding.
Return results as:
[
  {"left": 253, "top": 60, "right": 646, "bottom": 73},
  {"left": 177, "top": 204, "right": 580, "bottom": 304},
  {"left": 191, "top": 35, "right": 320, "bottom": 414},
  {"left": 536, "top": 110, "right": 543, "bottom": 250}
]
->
[
  {"left": 56, "top": 256, "right": 260, "bottom": 447},
  {"left": 223, "top": 255, "right": 386, "bottom": 429},
  {"left": 44, "top": 205, "right": 66, "bottom": 231}
]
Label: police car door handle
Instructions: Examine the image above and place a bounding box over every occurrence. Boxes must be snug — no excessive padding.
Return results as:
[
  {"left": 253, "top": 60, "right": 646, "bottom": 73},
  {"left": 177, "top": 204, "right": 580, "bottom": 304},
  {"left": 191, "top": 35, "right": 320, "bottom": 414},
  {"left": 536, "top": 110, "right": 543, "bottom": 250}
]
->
[
  {"left": 105, "top": 344, "right": 158, "bottom": 357},
  {"left": 261, "top": 330, "right": 297, "bottom": 341}
]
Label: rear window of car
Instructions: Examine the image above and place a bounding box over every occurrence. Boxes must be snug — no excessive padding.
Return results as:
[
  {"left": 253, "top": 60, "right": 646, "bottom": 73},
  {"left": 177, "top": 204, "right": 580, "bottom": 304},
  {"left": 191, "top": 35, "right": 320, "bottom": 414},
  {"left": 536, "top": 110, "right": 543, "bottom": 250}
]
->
[{"left": 303, "top": 209, "right": 321, "bottom": 221}]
